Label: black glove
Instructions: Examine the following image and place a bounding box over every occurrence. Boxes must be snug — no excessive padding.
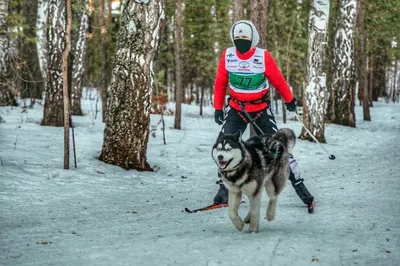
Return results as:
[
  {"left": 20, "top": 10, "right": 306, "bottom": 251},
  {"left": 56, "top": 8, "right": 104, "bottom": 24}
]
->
[
  {"left": 214, "top": 110, "right": 224, "bottom": 125},
  {"left": 285, "top": 98, "right": 297, "bottom": 112}
]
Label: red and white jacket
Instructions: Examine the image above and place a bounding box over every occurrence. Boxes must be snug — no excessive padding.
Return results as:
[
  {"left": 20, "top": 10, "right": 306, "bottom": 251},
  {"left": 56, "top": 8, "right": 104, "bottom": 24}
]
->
[{"left": 213, "top": 47, "right": 294, "bottom": 113}]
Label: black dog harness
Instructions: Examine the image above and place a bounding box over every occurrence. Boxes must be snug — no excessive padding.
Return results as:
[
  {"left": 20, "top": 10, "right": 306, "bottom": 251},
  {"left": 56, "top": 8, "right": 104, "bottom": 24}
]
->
[{"left": 227, "top": 93, "right": 270, "bottom": 133}]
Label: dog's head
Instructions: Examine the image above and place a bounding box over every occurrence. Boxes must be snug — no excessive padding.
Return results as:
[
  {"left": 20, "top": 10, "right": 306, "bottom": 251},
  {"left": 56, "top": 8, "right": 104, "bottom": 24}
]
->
[{"left": 212, "top": 131, "right": 244, "bottom": 171}]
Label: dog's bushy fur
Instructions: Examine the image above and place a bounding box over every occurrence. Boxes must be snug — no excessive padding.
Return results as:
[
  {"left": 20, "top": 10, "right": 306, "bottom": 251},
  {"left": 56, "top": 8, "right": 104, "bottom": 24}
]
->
[{"left": 211, "top": 128, "right": 296, "bottom": 232}]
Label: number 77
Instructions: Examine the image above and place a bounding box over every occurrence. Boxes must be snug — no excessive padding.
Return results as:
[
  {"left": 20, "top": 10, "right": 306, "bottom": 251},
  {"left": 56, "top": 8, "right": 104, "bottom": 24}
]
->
[{"left": 238, "top": 77, "right": 252, "bottom": 87}]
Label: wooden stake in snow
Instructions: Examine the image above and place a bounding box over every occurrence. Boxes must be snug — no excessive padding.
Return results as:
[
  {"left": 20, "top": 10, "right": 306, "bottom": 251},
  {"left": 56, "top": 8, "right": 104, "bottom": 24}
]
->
[{"left": 63, "top": 0, "right": 72, "bottom": 169}]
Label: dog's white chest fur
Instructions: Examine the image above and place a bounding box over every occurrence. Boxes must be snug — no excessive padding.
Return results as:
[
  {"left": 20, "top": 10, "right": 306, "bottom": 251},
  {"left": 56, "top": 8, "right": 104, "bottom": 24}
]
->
[{"left": 222, "top": 172, "right": 258, "bottom": 196}]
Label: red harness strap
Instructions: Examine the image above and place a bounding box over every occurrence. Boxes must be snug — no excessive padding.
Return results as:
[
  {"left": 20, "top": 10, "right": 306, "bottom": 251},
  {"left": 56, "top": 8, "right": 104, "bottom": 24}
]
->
[{"left": 237, "top": 109, "right": 264, "bottom": 123}]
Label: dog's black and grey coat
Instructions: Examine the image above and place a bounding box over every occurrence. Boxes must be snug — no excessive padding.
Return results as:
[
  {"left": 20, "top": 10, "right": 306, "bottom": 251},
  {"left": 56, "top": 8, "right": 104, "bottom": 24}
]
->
[{"left": 212, "top": 128, "right": 296, "bottom": 232}]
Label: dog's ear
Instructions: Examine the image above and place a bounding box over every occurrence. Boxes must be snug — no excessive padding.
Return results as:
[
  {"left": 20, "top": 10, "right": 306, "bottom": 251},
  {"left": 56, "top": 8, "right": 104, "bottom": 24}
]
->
[{"left": 233, "top": 130, "right": 242, "bottom": 140}]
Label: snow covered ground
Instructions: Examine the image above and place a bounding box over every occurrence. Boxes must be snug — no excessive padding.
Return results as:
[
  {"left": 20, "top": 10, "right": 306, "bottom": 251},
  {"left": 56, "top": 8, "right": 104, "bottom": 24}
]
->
[{"left": 1, "top": 95, "right": 399, "bottom": 266}]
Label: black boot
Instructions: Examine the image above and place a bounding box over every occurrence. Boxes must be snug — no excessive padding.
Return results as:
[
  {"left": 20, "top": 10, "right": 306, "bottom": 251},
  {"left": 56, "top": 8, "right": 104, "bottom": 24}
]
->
[
  {"left": 289, "top": 172, "right": 314, "bottom": 213},
  {"left": 213, "top": 181, "right": 229, "bottom": 204}
]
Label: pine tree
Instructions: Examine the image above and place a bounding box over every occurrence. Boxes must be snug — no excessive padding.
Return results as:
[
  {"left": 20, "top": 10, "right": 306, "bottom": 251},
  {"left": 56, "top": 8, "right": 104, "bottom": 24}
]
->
[
  {"left": 232, "top": 0, "right": 244, "bottom": 22},
  {"left": 356, "top": 0, "right": 370, "bottom": 120},
  {"left": 183, "top": 0, "right": 216, "bottom": 113},
  {"left": 19, "top": 0, "right": 44, "bottom": 103},
  {"left": 173, "top": 0, "right": 183, "bottom": 129}
]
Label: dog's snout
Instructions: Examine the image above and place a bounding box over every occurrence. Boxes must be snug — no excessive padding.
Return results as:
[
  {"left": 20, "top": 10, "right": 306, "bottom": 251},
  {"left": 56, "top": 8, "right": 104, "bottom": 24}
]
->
[{"left": 217, "top": 155, "right": 224, "bottom": 161}]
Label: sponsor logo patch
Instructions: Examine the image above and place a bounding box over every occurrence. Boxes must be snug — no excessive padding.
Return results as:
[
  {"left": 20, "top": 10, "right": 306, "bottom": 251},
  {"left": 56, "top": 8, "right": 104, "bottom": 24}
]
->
[
  {"left": 239, "top": 61, "right": 250, "bottom": 68},
  {"left": 253, "top": 58, "right": 263, "bottom": 65}
]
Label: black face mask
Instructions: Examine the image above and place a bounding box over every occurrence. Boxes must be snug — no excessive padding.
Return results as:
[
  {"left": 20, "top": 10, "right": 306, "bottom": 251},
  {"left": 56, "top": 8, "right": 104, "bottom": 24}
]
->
[{"left": 234, "top": 39, "right": 252, "bottom": 54}]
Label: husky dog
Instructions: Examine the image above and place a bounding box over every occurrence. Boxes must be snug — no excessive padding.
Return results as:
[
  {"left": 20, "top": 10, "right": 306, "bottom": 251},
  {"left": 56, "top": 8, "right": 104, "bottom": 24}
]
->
[{"left": 211, "top": 128, "right": 296, "bottom": 233}]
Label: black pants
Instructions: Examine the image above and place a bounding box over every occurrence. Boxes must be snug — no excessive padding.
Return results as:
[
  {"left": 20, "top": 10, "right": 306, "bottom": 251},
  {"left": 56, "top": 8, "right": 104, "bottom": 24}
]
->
[{"left": 221, "top": 105, "right": 277, "bottom": 136}]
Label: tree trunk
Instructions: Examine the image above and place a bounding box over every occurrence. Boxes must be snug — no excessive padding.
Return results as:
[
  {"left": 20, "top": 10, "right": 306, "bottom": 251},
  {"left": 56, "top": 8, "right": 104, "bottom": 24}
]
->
[
  {"left": 232, "top": 0, "right": 244, "bottom": 22},
  {"left": 42, "top": 0, "right": 66, "bottom": 126},
  {"left": 250, "top": 0, "right": 268, "bottom": 49},
  {"left": 71, "top": 0, "right": 88, "bottom": 116},
  {"left": 63, "top": 0, "right": 72, "bottom": 169},
  {"left": 0, "top": 0, "right": 8, "bottom": 75},
  {"left": 195, "top": 83, "right": 199, "bottom": 104},
  {"left": 328, "top": 0, "right": 357, "bottom": 127},
  {"left": 107, "top": 0, "right": 112, "bottom": 23},
  {"left": 357, "top": 0, "right": 370, "bottom": 120},
  {"left": 20, "top": 0, "right": 44, "bottom": 103},
  {"left": 392, "top": 60, "right": 398, "bottom": 103},
  {"left": 250, "top": 0, "right": 269, "bottom": 136},
  {"left": 200, "top": 83, "right": 204, "bottom": 116},
  {"left": 100, "top": 0, "right": 110, "bottom": 122},
  {"left": 99, "top": 0, "right": 165, "bottom": 171},
  {"left": 300, "top": 0, "right": 330, "bottom": 143},
  {"left": 174, "top": 0, "right": 183, "bottom": 129},
  {"left": 37, "top": 0, "right": 49, "bottom": 93},
  {"left": 0, "top": 0, "right": 17, "bottom": 107},
  {"left": 371, "top": 42, "right": 388, "bottom": 101},
  {"left": 368, "top": 57, "right": 373, "bottom": 107}
]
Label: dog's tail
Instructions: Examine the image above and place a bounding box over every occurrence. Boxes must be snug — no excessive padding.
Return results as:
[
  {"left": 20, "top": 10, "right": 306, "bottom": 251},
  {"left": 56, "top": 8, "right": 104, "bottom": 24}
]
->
[{"left": 273, "top": 128, "right": 296, "bottom": 153}]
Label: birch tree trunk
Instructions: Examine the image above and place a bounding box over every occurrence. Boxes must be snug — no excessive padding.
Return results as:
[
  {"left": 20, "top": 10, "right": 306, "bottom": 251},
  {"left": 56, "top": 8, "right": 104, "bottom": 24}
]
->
[
  {"left": 42, "top": 0, "right": 66, "bottom": 126},
  {"left": 174, "top": 0, "right": 183, "bottom": 129},
  {"left": 37, "top": 0, "right": 49, "bottom": 90},
  {"left": 71, "top": 0, "right": 88, "bottom": 115},
  {"left": 0, "top": 0, "right": 16, "bottom": 107},
  {"left": 328, "top": 0, "right": 358, "bottom": 127},
  {"left": 99, "top": 0, "right": 165, "bottom": 170},
  {"left": 356, "top": 0, "right": 370, "bottom": 120},
  {"left": 20, "top": 0, "right": 44, "bottom": 103},
  {"left": 300, "top": 0, "right": 330, "bottom": 142},
  {"left": 0, "top": 0, "right": 7, "bottom": 74},
  {"left": 393, "top": 60, "right": 399, "bottom": 103}
]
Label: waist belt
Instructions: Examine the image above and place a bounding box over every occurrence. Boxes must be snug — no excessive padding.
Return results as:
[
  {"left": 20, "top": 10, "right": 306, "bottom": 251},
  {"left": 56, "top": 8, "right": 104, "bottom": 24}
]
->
[{"left": 228, "top": 92, "right": 270, "bottom": 106}]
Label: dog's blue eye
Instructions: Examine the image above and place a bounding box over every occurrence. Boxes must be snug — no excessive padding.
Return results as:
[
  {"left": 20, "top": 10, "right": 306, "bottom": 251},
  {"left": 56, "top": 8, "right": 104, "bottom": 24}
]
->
[
  {"left": 226, "top": 148, "right": 232, "bottom": 151},
  {"left": 216, "top": 148, "right": 221, "bottom": 151}
]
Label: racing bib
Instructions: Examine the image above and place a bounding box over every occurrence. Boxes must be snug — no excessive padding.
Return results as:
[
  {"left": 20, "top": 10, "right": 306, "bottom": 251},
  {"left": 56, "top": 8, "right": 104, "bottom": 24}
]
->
[{"left": 225, "top": 47, "right": 269, "bottom": 93}]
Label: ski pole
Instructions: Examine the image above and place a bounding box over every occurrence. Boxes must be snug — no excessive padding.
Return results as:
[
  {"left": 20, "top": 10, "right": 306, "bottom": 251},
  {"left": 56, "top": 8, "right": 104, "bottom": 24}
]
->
[{"left": 293, "top": 113, "right": 336, "bottom": 160}]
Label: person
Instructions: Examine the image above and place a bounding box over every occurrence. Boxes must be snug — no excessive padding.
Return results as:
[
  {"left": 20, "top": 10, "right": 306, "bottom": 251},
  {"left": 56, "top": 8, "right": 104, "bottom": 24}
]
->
[{"left": 212, "top": 20, "right": 315, "bottom": 213}]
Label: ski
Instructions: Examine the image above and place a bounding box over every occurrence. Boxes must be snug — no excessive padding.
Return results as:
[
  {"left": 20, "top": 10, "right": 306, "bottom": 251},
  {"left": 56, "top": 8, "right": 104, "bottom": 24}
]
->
[
  {"left": 308, "top": 201, "right": 314, "bottom": 214},
  {"left": 184, "top": 201, "right": 245, "bottom": 213}
]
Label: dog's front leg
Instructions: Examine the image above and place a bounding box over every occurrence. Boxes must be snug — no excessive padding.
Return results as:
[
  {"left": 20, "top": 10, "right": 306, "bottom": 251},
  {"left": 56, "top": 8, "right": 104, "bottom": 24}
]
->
[
  {"left": 245, "top": 192, "right": 262, "bottom": 233},
  {"left": 228, "top": 190, "right": 244, "bottom": 231}
]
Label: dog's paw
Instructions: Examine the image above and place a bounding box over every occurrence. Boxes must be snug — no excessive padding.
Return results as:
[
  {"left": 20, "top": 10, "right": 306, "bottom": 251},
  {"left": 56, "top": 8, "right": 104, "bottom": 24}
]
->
[
  {"left": 244, "top": 214, "right": 251, "bottom": 224},
  {"left": 265, "top": 213, "right": 275, "bottom": 222},
  {"left": 232, "top": 219, "right": 244, "bottom": 231},
  {"left": 248, "top": 225, "right": 259, "bottom": 233}
]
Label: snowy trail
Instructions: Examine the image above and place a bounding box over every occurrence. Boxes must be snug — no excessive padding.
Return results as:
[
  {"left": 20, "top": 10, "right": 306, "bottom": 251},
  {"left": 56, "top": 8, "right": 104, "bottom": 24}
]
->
[{"left": 1, "top": 100, "right": 399, "bottom": 266}]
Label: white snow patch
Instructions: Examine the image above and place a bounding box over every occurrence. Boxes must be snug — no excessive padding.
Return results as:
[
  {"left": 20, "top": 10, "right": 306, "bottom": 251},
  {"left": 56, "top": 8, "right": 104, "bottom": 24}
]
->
[{"left": 1, "top": 95, "right": 400, "bottom": 265}]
